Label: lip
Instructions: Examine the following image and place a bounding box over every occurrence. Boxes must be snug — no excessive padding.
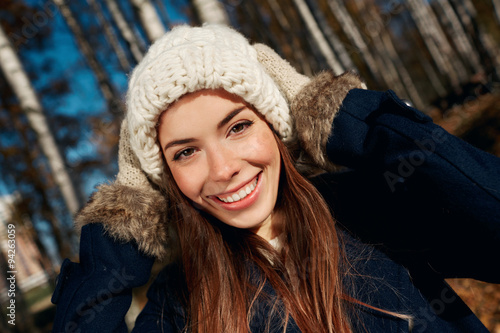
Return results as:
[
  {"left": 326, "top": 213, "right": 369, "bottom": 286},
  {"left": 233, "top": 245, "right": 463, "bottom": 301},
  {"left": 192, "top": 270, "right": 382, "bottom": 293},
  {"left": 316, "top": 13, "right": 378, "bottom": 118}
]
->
[
  {"left": 211, "top": 172, "right": 262, "bottom": 211},
  {"left": 216, "top": 174, "right": 258, "bottom": 197}
]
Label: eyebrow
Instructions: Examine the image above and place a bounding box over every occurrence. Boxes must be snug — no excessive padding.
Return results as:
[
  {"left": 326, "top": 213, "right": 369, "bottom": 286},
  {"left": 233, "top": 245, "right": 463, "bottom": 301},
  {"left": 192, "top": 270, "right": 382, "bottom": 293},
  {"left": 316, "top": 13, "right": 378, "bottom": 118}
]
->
[
  {"left": 217, "top": 107, "right": 245, "bottom": 130},
  {"left": 163, "top": 138, "right": 196, "bottom": 151},
  {"left": 163, "top": 106, "right": 246, "bottom": 151}
]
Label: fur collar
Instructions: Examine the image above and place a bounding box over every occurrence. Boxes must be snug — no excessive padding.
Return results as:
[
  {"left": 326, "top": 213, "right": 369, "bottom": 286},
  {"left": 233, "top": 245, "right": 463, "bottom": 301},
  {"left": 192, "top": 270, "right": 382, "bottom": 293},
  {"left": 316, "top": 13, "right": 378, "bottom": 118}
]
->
[
  {"left": 289, "top": 70, "right": 364, "bottom": 175},
  {"left": 75, "top": 183, "right": 173, "bottom": 261},
  {"left": 75, "top": 71, "right": 363, "bottom": 260}
]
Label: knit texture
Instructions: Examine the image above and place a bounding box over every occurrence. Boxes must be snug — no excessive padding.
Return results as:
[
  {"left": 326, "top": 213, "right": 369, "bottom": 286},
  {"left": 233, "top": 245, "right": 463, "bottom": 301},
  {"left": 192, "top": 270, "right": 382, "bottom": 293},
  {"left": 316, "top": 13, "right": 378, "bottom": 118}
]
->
[
  {"left": 126, "top": 24, "right": 291, "bottom": 186},
  {"left": 254, "top": 43, "right": 310, "bottom": 103},
  {"left": 115, "top": 119, "right": 152, "bottom": 188}
]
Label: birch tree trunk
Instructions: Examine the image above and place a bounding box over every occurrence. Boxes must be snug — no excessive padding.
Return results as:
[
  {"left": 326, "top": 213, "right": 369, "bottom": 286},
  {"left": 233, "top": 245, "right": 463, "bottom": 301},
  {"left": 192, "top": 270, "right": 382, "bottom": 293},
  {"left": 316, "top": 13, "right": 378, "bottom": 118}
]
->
[
  {"left": 87, "top": 0, "right": 132, "bottom": 71},
  {"left": 419, "top": 51, "right": 448, "bottom": 98},
  {"left": 327, "top": 0, "right": 381, "bottom": 81},
  {"left": 130, "top": 0, "right": 166, "bottom": 42},
  {"left": 292, "top": 0, "right": 344, "bottom": 74},
  {"left": 8, "top": 108, "right": 76, "bottom": 261},
  {"left": 359, "top": 1, "right": 425, "bottom": 109},
  {"left": 459, "top": 0, "right": 477, "bottom": 16},
  {"left": 103, "top": 0, "right": 144, "bottom": 63},
  {"left": 450, "top": 0, "right": 475, "bottom": 29},
  {"left": 479, "top": 32, "right": 500, "bottom": 78},
  {"left": 53, "top": 0, "right": 122, "bottom": 115},
  {"left": 240, "top": 0, "right": 272, "bottom": 45},
  {"left": 379, "top": 31, "right": 425, "bottom": 109},
  {"left": 153, "top": 0, "right": 172, "bottom": 28},
  {"left": 0, "top": 26, "right": 80, "bottom": 215},
  {"left": 494, "top": 0, "right": 500, "bottom": 24},
  {"left": 406, "top": 0, "right": 467, "bottom": 88},
  {"left": 306, "top": 0, "right": 357, "bottom": 71},
  {"left": 434, "top": 0, "right": 482, "bottom": 74},
  {"left": 191, "top": 0, "right": 229, "bottom": 25},
  {"left": 398, "top": 6, "right": 449, "bottom": 98},
  {"left": 451, "top": 0, "right": 500, "bottom": 79},
  {"left": 265, "top": 0, "right": 314, "bottom": 76}
]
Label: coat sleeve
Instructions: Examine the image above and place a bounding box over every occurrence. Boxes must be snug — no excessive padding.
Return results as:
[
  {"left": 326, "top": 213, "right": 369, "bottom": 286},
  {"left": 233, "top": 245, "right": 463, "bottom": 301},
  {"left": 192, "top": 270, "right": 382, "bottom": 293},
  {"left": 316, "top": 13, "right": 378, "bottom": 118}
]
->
[
  {"left": 317, "top": 88, "right": 500, "bottom": 283},
  {"left": 133, "top": 263, "right": 187, "bottom": 332},
  {"left": 51, "top": 223, "right": 154, "bottom": 333}
]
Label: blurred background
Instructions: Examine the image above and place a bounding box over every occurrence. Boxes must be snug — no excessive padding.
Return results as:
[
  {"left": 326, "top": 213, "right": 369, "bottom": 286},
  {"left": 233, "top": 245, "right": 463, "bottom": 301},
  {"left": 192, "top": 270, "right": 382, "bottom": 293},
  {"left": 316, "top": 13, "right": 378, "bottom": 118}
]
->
[{"left": 0, "top": 0, "right": 499, "bottom": 332}]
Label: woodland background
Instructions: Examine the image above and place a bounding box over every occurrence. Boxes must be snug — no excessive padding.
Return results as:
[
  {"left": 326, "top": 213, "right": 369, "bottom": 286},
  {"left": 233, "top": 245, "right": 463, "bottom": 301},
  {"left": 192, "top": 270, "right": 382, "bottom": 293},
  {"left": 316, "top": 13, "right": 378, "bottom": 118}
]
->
[{"left": 0, "top": 0, "right": 499, "bottom": 332}]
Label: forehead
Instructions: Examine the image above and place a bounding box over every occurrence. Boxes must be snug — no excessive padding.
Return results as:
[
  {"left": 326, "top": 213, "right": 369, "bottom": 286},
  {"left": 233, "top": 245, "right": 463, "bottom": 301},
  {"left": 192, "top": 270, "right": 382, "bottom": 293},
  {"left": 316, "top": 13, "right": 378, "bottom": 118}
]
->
[
  {"left": 158, "top": 89, "right": 256, "bottom": 127},
  {"left": 176, "top": 89, "right": 245, "bottom": 108},
  {"left": 157, "top": 89, "right": 264, "bottom": 138}
]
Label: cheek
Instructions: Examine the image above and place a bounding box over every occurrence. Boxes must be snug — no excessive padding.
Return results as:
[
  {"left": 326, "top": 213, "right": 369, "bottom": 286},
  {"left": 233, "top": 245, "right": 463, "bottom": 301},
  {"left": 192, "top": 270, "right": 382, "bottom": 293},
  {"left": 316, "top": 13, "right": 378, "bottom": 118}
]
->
[
  {"left": 168, "top": 166, "right": 203, "bottom": 201},
  {"left": 245, "top": 131, "right": 281, "bottom": 170}
]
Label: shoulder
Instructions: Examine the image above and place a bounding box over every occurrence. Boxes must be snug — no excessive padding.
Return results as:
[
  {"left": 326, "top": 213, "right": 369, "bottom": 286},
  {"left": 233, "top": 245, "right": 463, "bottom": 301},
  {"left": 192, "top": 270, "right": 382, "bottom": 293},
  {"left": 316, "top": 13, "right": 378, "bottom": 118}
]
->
[
  {"left": 339, "top": 88, "right": 432, "bottom": 124},
  {"left": 339, "top": 229, "right": 489, "bottom": 333}
]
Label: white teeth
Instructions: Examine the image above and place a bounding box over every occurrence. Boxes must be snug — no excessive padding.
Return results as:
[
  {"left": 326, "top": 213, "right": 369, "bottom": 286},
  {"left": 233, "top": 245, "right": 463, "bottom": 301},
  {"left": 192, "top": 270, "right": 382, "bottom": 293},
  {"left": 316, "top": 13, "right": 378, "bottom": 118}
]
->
[{"left": 218, "top": 177, "right": 258, "bottom": 203}]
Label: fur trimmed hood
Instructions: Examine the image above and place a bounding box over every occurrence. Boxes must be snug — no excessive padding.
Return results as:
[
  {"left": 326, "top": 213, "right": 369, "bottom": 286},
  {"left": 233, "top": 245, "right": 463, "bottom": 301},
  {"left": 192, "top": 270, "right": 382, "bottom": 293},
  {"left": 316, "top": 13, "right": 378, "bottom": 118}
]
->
[{"left": 75, "top": 71, "right": 364, "bottom": 260}]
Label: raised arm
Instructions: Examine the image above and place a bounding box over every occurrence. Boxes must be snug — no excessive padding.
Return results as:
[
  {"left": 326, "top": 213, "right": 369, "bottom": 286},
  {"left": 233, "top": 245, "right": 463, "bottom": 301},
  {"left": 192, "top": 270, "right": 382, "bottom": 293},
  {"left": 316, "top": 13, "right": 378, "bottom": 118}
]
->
[
  {"left": 316, "top": 86, "right": 500, "bottom": 282},
  {"left": 255, "top": 44, "right": 500, "bottom": 282}
]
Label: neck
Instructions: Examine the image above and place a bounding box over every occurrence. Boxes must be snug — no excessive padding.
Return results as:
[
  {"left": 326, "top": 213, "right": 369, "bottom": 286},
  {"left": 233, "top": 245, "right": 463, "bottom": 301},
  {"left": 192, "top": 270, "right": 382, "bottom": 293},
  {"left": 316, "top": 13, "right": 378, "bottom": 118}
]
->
[{"left": 250, "top": 210, "right": 283, "bottom": 241}]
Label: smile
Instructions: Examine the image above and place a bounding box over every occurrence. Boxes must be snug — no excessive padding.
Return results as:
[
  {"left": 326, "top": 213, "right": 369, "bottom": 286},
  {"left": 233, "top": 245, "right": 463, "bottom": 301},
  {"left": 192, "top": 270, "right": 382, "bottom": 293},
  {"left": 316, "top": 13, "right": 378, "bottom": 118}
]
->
[{"left": 217, "top": 176, "right": 259, "bottom": 203}]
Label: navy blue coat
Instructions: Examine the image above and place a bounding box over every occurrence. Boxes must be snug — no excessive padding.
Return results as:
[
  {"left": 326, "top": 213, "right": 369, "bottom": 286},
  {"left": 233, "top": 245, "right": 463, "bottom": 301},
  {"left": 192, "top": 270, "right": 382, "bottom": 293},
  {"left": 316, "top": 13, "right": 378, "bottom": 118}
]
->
[{"left": 51, "top": 89, "right": 500, "bottom": 332}]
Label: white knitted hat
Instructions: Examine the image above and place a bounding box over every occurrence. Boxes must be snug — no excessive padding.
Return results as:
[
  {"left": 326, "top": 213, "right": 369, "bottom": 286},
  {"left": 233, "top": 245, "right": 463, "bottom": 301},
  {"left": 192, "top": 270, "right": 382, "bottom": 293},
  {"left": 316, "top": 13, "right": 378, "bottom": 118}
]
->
[{"left": 126, "top": 24, "right": 291, "bottom": 186}]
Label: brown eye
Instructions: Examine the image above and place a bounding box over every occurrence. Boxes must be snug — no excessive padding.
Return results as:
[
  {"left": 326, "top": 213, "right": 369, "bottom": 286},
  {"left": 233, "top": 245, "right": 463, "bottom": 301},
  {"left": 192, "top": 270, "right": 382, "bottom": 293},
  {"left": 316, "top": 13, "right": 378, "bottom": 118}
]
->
[
  {"left": 174, "top": 148, "right": 196, "bottom": 161},
  {"left": 230, "top": 121, "right": 253, "bottom": 135}
]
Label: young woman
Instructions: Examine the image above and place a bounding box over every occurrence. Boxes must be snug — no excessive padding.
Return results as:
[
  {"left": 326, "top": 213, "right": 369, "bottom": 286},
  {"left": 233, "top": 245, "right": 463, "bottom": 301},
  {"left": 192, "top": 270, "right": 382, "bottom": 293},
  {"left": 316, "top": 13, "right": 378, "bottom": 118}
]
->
[{"left": 51, "top": 24, "right": 500, "bottom": 333}]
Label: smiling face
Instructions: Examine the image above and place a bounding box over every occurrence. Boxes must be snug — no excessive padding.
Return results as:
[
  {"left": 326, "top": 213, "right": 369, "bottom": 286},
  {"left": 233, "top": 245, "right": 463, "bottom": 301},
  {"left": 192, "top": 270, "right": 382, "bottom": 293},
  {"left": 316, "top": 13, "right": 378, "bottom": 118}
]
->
[{"left": 158, "top": 89, "right": 282, "bottom": 240}]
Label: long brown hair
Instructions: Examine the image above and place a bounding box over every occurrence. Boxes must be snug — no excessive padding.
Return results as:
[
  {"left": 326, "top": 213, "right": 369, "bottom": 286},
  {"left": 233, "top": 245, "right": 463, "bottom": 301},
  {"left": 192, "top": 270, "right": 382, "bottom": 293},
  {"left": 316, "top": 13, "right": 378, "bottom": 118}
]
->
[{"left": 163, "top": 130, "right": 352, "bottom": 332}]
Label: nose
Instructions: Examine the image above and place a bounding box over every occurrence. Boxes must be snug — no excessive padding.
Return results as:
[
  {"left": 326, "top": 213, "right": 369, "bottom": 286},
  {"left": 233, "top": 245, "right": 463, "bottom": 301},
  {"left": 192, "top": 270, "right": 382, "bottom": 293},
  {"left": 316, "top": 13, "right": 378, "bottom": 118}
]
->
[{"left": 207, "top": 145, "right": 240, "bottom": 182}]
